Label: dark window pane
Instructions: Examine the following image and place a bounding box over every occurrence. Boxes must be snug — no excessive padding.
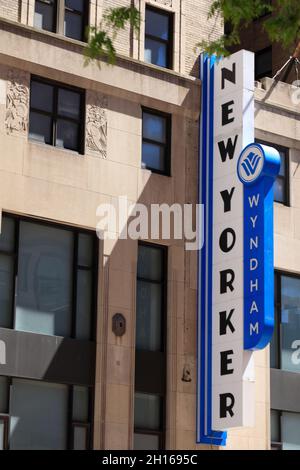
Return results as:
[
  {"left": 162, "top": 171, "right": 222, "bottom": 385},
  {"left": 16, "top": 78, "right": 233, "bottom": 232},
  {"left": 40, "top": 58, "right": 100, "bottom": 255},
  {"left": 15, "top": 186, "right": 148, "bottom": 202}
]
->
[
  {"left": 271, "top": 410, "right": 280, "bottom": 443},
  {"left": 29, "top": 112, "right": 52, "bottom": 144},
  {"left": 136, "top": 281, "right": 162, "bottom": 351},
  {"left": 0, "top": 255, "right": 14, "bottom": 329},
  {"left": 64, "top": 11, "right": 83, "bottom": 41},
  {"left": 145, "top": 38, "right": 167, "bottom": 68},
  {"left": 280, "top": 276, "right": 300, "bottom": 372},
  {"left": 34, "top": 0, "right": 56, "bottom": 32},
  {"left": 0, "top": 377, "right": 9, "bottom": 414},
  {"left": 279, "top": 151, "right": 286, "bottom": 177},
  {"left": 58, "top": 89, "right": 81, "bottom": 119},
  {"left": 274, "top": 178, "right": 285, "bottom": 203},
  {"left": 0, "top": 217, "right": 15, "bottom": 252},
  {"left": 56, "top": 119, "right": 79, "bottom": 151},
  {"left": 142, "top": 142, "right": 165, "bottom": 172},
  {"left": 72, "top": 386, "right": 89, "bottom": 422},
  {"left": 0, "top": 419, "right": 5, "bottom": 450},
  {"left": 143, "top": 113, "right": 166, "bottom": 144},
  {"left": 76, "top": 270, "right": 92, "bottom": 340},
  {"left": 271, "top": 274, "right": 279, "bottom": 368},
  {"left": 145, "top": 10, "right": 169, "bottom": 40},
  {"left": 31, "top": 81, "right": 54, "bottom": 113},
  {"left": 73, "top": 426, "right": 87, "bottom": 450},
  {"left": 66, "top": 0, "right": 84, "bottom": 12},
  {"left": 134, "top": 393, "right": 161, "bottom": 430},
  {"left": 255, "top": 48, "right": 272, "bottom": 79},
  {"left": 134, "top": 433, "right": 160, "bottom": 450},
  {"left": 78, "top": 233, "right": 93, "bottom": 268},
  {"left": 137, "top": 245, "right": 163, "bottom": 281}
]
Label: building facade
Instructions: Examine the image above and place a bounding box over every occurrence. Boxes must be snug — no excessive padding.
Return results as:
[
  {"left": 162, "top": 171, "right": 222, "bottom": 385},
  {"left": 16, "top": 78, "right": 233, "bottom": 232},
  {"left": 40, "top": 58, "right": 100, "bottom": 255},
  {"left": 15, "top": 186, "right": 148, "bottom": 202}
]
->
[{"left": 0, "top": 0, "right": 299, "bottom": 451}]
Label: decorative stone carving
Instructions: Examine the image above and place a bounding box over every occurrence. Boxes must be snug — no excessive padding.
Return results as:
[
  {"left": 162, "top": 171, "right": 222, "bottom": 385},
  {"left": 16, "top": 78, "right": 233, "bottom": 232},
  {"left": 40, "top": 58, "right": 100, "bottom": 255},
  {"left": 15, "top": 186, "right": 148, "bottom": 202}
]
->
[
  {"left": 153, "top": 0, "right": 172, "bottom": 6},
  {"left": 5, "top": 70, "right": 29, "bottom": 135},
  {"left": 86, "top": 92, "right": 108, "bottom": 158}
]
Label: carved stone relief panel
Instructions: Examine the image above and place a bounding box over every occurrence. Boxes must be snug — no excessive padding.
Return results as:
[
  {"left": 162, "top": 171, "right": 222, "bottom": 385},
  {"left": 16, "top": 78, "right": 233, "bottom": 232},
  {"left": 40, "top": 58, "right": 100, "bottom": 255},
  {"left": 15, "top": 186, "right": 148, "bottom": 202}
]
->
[
  {"left": 86, "top": 91, "right": 108, "bottom": 158},
  {"left": 5, "top": 69, "right": 29, "bottom": 136}
]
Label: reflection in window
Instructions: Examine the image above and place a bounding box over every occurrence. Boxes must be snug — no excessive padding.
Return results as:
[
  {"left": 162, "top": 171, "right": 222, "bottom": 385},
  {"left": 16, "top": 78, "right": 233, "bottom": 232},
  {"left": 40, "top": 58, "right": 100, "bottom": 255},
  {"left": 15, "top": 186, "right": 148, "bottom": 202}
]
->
[
  {"left": 145, "top": 7, "right": 172, "bottom": 69},
  {"left": 9, "top": 379, "right": 68, "bottom": 450},
  {"left": 64, "top": 0, "right": 87, "bottom": 41},
  {"left": 34, "top": 0, "right": 88, "bottom": 42},
  {"left": 34, "top": 0, "right": 57, "bottom": 33},
  {"left": 29, "top": 78, "right": 84, "bottom": 153},
  {"left": 142, "top": 110, "right": 171, "bottom": 174},
  {"left": 271, "top": 409, "right": 300, "bottom": 450},
  {"left": 15, "top": 221, "right": 73, "bottom": 337},
  {"left": 256, "top": 140, "right": 289, "bottom": 205},
  {"left": 134, "top": 393, "right": 161, "bottom": 450},
  {"left": 0, "top": 377, "right": 92, "bottom": 450},
  {"left": 0, "top": 218, "right": 15, "bottom": 329},
  {"left": 281, "top": 275, "right": 300, "bottom": 372},
  {"left": 135, "top": 243, "right": 166, "bottom": 450},
  {"left": 0, "top": 215, "right": 96, "bottom": 340},
  {"left": 136, "top": 244, "right": 164, "bottom": 351},
  {"left": 272, "top": 272, "right": 300, "bottom": 372}
]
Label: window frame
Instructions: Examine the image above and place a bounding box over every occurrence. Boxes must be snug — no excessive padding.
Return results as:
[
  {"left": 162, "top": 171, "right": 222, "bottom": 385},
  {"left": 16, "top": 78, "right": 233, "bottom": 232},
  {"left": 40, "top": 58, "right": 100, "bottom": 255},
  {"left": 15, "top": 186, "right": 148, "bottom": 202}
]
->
[
  {"left": 0, "top": 212, "right": 98, "bottom": 342},
  {"left": 64, "top": 0, "right": 89, "bottom": 42},
  {"left": 34, "top": 0, "right": 89, "bottom": 41},
  {"left": 271, "top": 409, "right": 283, "bottom": 450},
  {"left": 255, "top": 46, "right": 273, "bottom": 80},
  {"left": 34, "top": 0, "right": 58, "bottom": 33},
  {"left": 134, "top": 242, "right": 168, "bottom": 450},
  {"left": 0, "top": 375, "right": 94, "bottom": 450},
  {"left": 0, "top": 414, "right": 9, "bottom": 450},
  {"left": 29, "top": 76, "right": 86, "bottom": 155},
  {"left": 272, "top": 270, "right": 300, "bottom": 371},
  {"left": 255, "top": 140, "right": 289, "bottom": 206},
  {"left": 142, "top": 107, "right": 172, "bottom": 176},
  {"left": 144, "top": 5, "right": 174, "bottom": 70}
]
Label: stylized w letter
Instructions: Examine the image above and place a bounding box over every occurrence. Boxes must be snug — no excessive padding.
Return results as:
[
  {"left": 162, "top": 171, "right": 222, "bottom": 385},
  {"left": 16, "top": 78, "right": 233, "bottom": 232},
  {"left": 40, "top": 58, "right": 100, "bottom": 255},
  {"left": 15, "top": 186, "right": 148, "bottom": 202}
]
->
[{"left": 242, "top": 152, "right": 261, "bottom": 176}]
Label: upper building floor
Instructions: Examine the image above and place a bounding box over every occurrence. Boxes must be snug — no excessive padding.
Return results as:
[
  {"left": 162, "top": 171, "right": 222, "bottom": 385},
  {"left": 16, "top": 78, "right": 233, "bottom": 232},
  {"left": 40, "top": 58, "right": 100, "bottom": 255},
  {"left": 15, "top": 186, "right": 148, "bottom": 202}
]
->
[{"left": 0, "top": 0, "right": 223, "bottom": 79}]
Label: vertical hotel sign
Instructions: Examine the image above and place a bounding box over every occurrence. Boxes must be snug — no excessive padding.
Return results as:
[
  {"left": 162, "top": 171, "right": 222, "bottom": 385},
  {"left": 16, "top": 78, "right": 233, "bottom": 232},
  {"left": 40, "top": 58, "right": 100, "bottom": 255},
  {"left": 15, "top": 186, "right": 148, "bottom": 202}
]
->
[{"left": 197, "top": 50, "right": 280, "bottom": 445}]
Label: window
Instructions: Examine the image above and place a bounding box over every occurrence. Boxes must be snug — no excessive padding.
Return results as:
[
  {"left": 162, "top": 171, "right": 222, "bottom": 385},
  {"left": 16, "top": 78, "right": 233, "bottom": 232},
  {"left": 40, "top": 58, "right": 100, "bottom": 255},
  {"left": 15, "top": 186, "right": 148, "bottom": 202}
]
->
[
  {"left": 34, "top": 0, "right": 57, "bottom": 32},
  {"left": 271, "top": 409, "right": 300, "bottom": 450},
  {"left": 0, "top": 214, "right": 97, "bottom": 340},
  {"left": 255, "top": 47, "right": 272, "bottom": 80},
  {"left": 142, "top": 109, "right": 171, "bottom": 175},
  {"left": 256, "top": 140, "right": 289, "bottom": 205},
  {"left": 72, "top": 385, "right": 91, "bottom": 449},
  {"left": 134, "top": 243, "right": 167, "bottom": 450},
  {"left": 0, "top": 377, "right": 92, "bottom": 450},
  {"left": 145, "top": 6, "right": 173, "bottom": 69},
  {"left": 34, "top": 0, "right": 88, "bottom": 41},
  {"left": 0, "top": 377, "right": 9, "bottom": 450},
  {"left": 29, "top": 77, "right": 85, "bottom": 153},
  {"left": 64, "top": 0, "right": 87, "bottom": 41},
  {"left": 272, "top": 272, "right": 300, "bottom": 372}
]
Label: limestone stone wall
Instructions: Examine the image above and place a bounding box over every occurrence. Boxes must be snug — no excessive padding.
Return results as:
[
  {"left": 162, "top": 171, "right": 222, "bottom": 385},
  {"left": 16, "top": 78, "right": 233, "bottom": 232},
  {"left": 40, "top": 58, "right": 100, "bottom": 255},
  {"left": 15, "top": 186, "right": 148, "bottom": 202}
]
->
[
  {"left": 0, "top": 0, "right": 20, "bottom": 22},
  {"left": 0, "top": 0, "right": 223, "bottom": 77}
]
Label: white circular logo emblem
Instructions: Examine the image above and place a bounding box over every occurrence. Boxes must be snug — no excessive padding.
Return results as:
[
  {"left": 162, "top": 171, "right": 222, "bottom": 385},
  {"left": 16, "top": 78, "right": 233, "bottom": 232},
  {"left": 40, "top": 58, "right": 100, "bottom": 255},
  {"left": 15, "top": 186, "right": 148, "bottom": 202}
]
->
[{"left": 237, "top": 145, "right": 265, "bottom": 184}]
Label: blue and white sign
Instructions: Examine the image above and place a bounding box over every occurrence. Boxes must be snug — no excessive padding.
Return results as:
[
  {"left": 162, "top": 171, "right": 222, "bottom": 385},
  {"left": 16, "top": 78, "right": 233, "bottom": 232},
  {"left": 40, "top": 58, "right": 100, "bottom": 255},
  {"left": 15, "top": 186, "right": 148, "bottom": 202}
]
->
[
  {"left": 238, "top": 143, "right": 280, "bottom": 350},
  {"left": 197, "top": 50, "right": 280, "bottom": 446}
]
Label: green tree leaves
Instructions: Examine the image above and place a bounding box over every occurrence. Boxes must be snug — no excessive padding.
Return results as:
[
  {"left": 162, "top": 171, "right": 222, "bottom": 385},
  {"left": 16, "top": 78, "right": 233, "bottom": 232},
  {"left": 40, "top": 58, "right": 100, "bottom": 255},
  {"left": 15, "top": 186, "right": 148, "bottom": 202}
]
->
[
  {"left": 85, "top": 7, "right": 140, "bottom": 66},
  {"left": 197, "top": 0, "right": 300, "bottom": 57}
]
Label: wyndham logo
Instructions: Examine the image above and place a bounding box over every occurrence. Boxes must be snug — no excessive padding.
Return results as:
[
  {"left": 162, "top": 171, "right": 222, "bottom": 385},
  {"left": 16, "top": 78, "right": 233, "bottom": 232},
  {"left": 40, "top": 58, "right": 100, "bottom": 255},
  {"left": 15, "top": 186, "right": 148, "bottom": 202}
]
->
[{"left": 238, "top": 144, "right": 265, "bottom": 184}]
